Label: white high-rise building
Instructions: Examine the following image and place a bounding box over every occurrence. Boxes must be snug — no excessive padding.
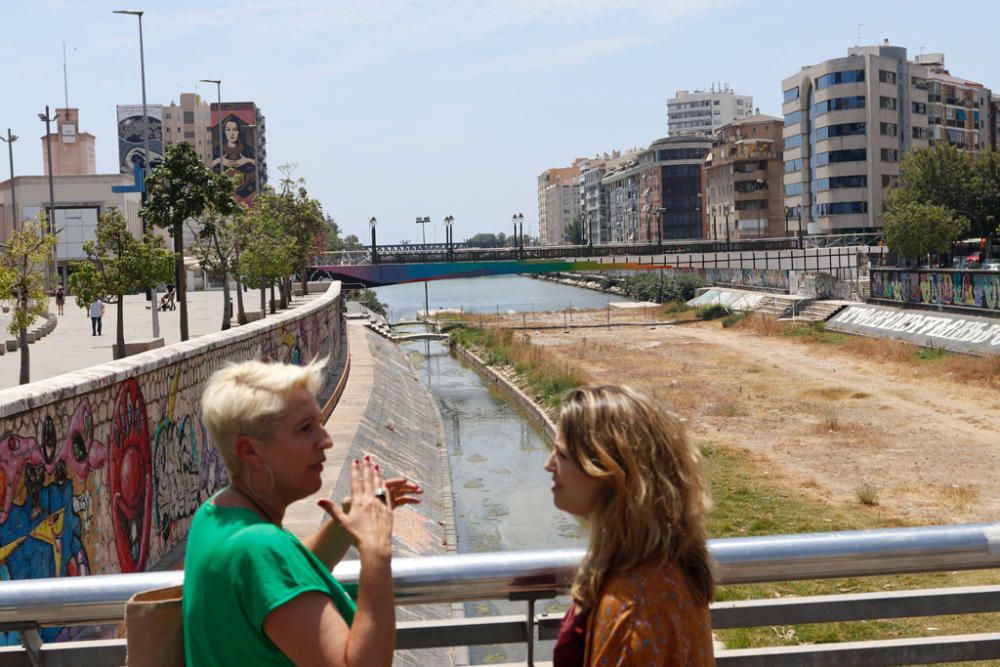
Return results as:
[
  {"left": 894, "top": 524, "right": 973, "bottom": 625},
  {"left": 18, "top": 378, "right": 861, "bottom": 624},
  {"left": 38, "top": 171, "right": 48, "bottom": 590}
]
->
[{"left": 667, "top": 85, "right": 753, "bottom": 137}]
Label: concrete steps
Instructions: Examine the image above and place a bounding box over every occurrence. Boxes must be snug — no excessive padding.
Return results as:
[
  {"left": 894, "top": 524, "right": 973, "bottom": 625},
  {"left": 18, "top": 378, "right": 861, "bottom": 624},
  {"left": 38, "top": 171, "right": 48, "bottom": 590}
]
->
[{"left": 783, "top": 300, "right": 848, "bottom": 323}]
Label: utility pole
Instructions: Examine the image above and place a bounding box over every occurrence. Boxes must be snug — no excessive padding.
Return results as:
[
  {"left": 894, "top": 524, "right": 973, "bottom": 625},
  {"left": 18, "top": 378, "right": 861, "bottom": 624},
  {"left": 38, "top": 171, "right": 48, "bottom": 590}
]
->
[
  {"left": 1, "top": 130, "right": 18, "bottom": 233},
  {"left": 39, "top": 107, "right": 58, "bottom": 291}
]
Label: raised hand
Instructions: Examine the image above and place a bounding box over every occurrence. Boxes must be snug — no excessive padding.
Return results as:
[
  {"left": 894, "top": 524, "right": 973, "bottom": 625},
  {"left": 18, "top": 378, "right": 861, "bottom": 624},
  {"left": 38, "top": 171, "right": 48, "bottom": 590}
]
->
[{"left": 323, "top": 456, "right": 393, "bottom": 558}]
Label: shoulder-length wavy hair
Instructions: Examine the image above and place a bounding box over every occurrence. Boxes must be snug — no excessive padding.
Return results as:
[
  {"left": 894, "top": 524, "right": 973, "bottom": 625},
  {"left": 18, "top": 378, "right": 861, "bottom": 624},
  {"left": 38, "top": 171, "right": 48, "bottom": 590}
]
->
[{"left": 557, "top": 385, "right": 714, "bottom": 609}]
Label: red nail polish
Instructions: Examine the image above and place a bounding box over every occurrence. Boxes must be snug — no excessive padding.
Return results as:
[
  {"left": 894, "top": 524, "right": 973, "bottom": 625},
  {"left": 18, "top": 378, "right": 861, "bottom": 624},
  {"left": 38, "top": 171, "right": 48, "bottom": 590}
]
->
[
  {"left": 364, "top": 454, "right": 371, "bottom": 461},
  {"left": 374, "top": 464, "right": 380, "bottom": 471}
]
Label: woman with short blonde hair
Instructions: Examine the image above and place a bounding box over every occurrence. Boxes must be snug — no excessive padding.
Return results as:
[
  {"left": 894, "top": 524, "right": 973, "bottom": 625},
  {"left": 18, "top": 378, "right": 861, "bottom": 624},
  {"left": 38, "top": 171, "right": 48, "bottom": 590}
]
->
[
  {"left": 546, "top": 385, "right": 714, "bottom": 666},
  {"left": 185, "top": 359, "right": 422, "bottom": 667}
]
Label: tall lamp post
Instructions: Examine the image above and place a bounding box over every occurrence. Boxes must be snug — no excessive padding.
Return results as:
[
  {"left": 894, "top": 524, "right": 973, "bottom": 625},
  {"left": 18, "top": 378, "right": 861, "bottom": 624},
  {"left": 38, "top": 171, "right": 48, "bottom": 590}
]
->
[
  {"left": 114, "top": 8, "right": 160, "bottom": 339},
  {"left": 199, "top": 79, "right": 223, "bottom": 178},
  {"left": 369, "top": 216, "right": 378, "bottom": 264},
  {"left": 512, "top": 212, "right": 524, "bottom": 257},
  {"left": 416, "top": 216, "right": 430, "bottom": 320},
  {"left": 1, "top": 130, "right": 18, "bottom": 234},
  {"left": 38, "top": 107, "right": 58, "bottom": 291},
  {"left": 444, "top": 215, "right": 454, "bottom": 261}
]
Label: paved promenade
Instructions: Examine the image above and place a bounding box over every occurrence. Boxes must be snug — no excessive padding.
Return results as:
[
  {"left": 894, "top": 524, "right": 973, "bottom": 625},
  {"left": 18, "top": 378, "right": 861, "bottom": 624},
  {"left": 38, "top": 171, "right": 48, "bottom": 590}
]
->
[{"left": 0, "top": 290, "right": 322, "bottom": 387}]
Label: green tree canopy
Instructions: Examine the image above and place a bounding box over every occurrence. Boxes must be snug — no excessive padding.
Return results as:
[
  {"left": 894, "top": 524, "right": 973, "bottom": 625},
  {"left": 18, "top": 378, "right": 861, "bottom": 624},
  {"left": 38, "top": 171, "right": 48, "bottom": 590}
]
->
[
  {"left": 68, "top": 208, "right": 175, "bottom": 359},
  {"left": 143, "top": 142, "right": 236, "bottom": 340},
  {"left": 564, "top": 214, "right": 585, "bottom": 245},
  {"left": 882, "top": 197, "right": 969, "bottom": 262},
  {"left": 0, "top": 217, "right": 57, "bottom": 384}
]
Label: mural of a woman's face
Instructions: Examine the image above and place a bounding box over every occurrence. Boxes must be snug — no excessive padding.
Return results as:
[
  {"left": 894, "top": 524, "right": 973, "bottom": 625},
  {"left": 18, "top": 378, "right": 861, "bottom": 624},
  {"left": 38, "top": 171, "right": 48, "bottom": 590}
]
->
[{"left": 224, "top": 120, "right": 239, "bottom": 145}]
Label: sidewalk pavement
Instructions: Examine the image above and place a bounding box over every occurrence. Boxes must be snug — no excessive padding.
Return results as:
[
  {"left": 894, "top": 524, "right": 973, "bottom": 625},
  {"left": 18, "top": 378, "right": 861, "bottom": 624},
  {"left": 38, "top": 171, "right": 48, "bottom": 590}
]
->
[{"left": 0, "top": 290, "right": 323, "bottom": 388}]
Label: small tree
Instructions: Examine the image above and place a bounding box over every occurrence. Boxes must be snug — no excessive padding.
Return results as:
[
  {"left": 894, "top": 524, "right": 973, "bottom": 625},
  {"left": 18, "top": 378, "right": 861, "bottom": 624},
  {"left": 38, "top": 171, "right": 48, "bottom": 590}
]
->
[
  {"left": 68, "top": 208, "right": 175, "bottom": 359},
  {"left": 238, "top": 198, "right": 297, "bottom": 316},
  {"left": 883, "top": 197, "right": 969, "bottom": 263},
  {"left": 143, "top": 143, "right": 236, "bottom": 341},
  {"left": 0, "top": 218, "right": 57, "bottom": 384},
  {"left": 188, "top": 209, "right": 241, "bottom": 330},
  {"left": 273, "top": 165, "right": 327, "bottom": 299},
  {"left": 564, "top": 214, "right": 586, "bottom": 245}
]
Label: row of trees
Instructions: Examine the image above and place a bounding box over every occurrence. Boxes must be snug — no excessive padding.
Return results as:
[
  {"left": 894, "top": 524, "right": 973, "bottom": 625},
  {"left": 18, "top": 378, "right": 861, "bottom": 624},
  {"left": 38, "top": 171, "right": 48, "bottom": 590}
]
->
[
  {"left": 884, "top": 144, "right": 1000, "bottom": 262},
  {"left": 1, "top": 142, "right": 335, "bottom": 384}
]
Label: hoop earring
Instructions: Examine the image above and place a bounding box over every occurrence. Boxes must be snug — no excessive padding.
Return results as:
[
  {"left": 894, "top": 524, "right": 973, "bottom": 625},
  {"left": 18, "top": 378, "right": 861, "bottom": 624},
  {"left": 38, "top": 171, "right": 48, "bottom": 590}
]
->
[{"left": 245, "top": 464, "right": 275, "bottom": 500}]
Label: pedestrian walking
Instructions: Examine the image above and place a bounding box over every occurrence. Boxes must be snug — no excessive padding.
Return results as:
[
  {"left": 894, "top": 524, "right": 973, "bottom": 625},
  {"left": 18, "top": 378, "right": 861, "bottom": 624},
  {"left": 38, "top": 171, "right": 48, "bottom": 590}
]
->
[
  {"left": 55, "top": 285, "right": 65, "bottom": 316},
  {"left": 89, "top": 298, "right": 105, "bottom": 336}
]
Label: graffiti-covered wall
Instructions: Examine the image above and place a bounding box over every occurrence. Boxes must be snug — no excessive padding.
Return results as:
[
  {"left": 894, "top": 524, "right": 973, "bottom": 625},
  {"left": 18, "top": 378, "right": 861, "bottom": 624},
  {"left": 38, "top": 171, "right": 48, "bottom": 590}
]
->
[
  {"left": 663, "top": 267, "right": 790, "bottom": 292},
  {"left": 0, "top": 285, "right": 343, "bottom": 643},
  {"left": 871, "top": 269, "right": 1000, "bottom": 313}
]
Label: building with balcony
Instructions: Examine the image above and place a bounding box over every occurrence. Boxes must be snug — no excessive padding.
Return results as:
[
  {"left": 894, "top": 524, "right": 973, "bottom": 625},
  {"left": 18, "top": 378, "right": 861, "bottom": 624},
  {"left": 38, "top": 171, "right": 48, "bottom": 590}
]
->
[
  {"left": 782, "top": 41, "right": 931, "bottom": 234},
  {"left": 668, "top": 85, "right": 753, "bottom": 137},
  {"left": 537, "top": 164, "right": 582, "bottom": 245},
  {"left": 603, "top": 137, "right": 711, "bottom": 243},
  {"left": 706, "top": 115, "right": 785, "bottom": 240},
  {"left": 914, "top": 54, "right": 992, "bottom": 152}
]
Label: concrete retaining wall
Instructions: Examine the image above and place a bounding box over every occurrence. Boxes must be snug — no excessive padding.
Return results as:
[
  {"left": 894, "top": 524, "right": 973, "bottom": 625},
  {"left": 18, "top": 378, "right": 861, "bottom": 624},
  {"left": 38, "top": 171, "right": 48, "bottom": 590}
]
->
[
  {"left": 0, "top": 285, "right": 345, "bottom": 606},
  {"left": 450, "top": 342, "right": 557, "bottom": 442}
]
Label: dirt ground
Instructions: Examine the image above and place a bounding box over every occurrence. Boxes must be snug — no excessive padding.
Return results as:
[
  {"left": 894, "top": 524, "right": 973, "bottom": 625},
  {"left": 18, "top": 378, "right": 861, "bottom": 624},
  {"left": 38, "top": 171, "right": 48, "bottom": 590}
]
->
[{"left": 501, "top": 310, "right": 1000, "bottom": 526}]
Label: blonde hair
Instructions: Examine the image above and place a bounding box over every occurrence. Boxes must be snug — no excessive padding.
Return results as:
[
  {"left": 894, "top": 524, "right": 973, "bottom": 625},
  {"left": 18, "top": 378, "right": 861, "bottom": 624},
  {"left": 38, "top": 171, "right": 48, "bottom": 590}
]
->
[
  {"left": 557, "top": 385, "right": 714, "bottom": 609},
  {"left": 201, "top": 359, "right": 327, "bottom": 477}
]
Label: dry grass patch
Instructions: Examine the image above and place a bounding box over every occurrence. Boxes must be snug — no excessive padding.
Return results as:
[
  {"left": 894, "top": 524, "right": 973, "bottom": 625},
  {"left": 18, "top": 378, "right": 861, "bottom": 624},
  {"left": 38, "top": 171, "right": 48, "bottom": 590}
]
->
[
  {"left": 941, "top": 353, "right": 1000, "bottom": 388},
  {"left": 734, "top": 313, "right": 785, "bottom": 336},
  {"left": 855, "top": 481, "right": 880, "bottom": 506},
  {"left": 707, "top": 401, "right": 748, "bottom": 418},
  {"left": 802, "top": 386, "right": 860, "bottom": 401}
]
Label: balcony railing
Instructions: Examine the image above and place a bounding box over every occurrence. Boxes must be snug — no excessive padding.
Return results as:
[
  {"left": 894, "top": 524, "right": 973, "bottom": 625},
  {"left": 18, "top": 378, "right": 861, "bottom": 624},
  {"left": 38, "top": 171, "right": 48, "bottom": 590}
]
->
[{"left": 2, "top": 524, "right": 1000, "bottom": 666}]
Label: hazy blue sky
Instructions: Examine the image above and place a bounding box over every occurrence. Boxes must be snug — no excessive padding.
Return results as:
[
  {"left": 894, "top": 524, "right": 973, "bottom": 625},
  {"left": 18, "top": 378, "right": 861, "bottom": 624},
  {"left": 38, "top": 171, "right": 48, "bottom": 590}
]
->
[{"left": 4, "top": 0, "right": 1000, "bottom": 243}]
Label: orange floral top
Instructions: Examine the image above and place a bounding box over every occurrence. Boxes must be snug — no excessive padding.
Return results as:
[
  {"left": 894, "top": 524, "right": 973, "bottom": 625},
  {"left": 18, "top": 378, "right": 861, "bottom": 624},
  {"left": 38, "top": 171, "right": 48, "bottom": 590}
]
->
[{"left": 584, "top": 559, "right": 714, "bottom": 666}]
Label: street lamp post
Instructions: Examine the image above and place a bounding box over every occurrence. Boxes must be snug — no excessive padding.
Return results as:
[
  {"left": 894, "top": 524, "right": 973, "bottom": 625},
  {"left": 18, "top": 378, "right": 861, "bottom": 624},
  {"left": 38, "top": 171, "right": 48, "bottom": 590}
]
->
[
  {"left": 1, "top": 130, "right": 18, "bottom": 234},
  {"left": 38, "top": 107, "right": 58, "bottom": 291},
  {"left": 513, "top": 212, "right": 524, "bottom": 257},
  {"left": 723, "top": 204, "right": 731, "bottom": 246},
  {"left": 114, "top": 8, "right": 160, "bottom": 339},
  {"left": 416, "top": 216, "right": 430, "bottom": 319},
  {"left": 369, "top": 216, "right": 378, "bottom": 264},
  {"left": 444, "top": 215, "right": 454, "bottom": 261}
]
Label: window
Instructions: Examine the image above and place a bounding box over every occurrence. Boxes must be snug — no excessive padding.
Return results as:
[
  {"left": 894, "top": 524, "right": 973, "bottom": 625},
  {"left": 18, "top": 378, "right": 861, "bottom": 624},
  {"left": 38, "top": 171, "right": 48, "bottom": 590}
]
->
[
  {"left": 912, "top": 102, "right": 927, "bottom": 114},
  {"left": 814, "top": 149, "right": 867, "bottom": 166},
  {"left": 816, "top": 69, "right": 865, "bottom": 89},
  {"left": 784, "top": 182, "right": 804, "bottom": 196},
  {"left": 656, "top": 148, "right": 709, "bottom": 161},
  {"left": 911, "top": 76, "right": 927, "bottom": 90},
  {"left": 814, "top": 175, "right": 867, "bottom": 191},
  {"left": 882, "top": 175, "right": 897, "bottom": 188},
  {"left": 813, "top": 122, "right": 866, "bottom": 140},
  {"left": 184, "top": 131, "right": 195, "bottom": 138},
  {"left": 784, "top": 134, "right": 803, "bottom": 149},
  {"left": 714, "top": 100, "right": 720, "bottom": 105},
  {"left": 784, "top": 87, "right": 800, "bottom": 103},
  {"left": 881, "top": 148, "right": 899, "bottom": 162},
  {"left": 879, "top": 96, "right": 897, "bottom": 110},
  {"left": 813, "top": 201, "right": 868, "bottom": 216},
  {"left": 912, "top": 126, "right": 929, "bottom": 139},
  {"left": 784, "top": 111, "right": 802, "bottom": 126},
  {"left": 784, "top": 159, "right": 803, "bottom": 173},
  {"left": 810, "top": 96, "right": 866, "bottom": 117},
  {"left": 183, "top": 111, "right": 194, "bottom": 123},
  {"left": 880, "top": 122, "right": 898, "bottom": 136},
  {"left": 879, "top": 70, "right": 897, "bottom": 84}
]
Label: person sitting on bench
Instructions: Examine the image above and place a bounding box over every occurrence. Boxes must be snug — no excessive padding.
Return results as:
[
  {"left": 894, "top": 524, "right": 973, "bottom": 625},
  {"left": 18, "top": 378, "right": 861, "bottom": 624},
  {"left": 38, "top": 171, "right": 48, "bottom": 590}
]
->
[{"left": 160, "top": 286, "right": 176, "bottom": 311}]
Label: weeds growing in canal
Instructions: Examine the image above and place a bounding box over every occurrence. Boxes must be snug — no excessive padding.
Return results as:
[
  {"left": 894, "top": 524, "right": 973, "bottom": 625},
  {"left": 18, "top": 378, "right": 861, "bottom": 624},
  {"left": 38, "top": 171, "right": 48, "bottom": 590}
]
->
[{"left": 448, "top": 323, "right": 589, "bottom": 412}]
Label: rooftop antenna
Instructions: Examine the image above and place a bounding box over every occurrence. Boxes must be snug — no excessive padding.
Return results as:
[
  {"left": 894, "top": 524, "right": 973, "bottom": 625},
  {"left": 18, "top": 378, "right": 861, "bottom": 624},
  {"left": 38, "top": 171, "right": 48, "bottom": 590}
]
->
[
  {"left": 857, "top": 23, "right": 865, "bottom": 46},
  {"left": 62, "top": 42, "right": 69, "bottom": 109}
]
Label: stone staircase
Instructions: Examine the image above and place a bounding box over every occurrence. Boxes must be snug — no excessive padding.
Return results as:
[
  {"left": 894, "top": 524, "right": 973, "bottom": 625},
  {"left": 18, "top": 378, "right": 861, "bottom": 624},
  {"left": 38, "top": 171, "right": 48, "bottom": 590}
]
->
[
  {"left": 754, "top": 295, "right": 795, "bottom": 319},
  {"left": 784, "top": 300, "right": 849, "bottom": 323}
]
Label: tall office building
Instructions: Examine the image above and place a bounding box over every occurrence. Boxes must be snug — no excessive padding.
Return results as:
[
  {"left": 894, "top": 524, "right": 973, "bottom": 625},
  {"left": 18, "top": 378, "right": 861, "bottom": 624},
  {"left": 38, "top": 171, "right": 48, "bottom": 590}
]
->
[
  {"left": 668, "top": 85, "right": 753, "bottom": 137},
  {"left": 782, "top": 42, "right": 931, "bottom": 234},
  {"left": 538, "top": 164, "right": 582, "bottom": 245}
]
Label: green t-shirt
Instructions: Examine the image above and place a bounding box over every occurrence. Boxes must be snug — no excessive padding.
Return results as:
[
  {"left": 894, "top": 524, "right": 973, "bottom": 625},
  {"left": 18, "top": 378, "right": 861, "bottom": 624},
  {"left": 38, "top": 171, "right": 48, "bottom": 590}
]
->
[{"left": 183, "top": 498, "right": 357, "bottom": 666}]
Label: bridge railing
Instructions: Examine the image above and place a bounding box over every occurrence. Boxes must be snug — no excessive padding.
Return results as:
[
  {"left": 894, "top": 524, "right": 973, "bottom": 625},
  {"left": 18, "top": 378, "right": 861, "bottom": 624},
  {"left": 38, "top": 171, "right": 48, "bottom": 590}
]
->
[
  {"left": 2, "top": 523, "right": 999, "bottom": 666},
  {"left": 314, "top": 234, "right": 884, "bottom": 268}
]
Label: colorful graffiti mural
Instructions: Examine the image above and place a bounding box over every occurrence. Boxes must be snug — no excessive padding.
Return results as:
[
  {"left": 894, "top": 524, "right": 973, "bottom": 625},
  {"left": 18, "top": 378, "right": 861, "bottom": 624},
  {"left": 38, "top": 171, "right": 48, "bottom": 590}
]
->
[
  {"left": 871, "top": 269, "right": 1000, "bottom": 313},
  {"left": 0, "top": 294, "right": 342, "bottom": 644},
  {"left": 211, "top": 102, "right": 259, "bottom": 204}
]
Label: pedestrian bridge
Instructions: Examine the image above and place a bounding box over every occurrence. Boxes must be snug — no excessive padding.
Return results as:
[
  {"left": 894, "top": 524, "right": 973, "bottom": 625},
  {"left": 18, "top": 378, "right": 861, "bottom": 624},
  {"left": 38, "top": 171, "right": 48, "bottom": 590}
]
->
[
  {"left": 2, "top": 522, "right": 999, "bottom": 666},
  {"left": 310, "top": 234, "right": 880, "bottom": 287}
]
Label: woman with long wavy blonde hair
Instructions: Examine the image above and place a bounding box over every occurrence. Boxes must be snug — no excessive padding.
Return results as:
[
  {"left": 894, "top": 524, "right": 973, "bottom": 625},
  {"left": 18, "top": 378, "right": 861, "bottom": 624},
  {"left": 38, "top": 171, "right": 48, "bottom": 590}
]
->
[{"left": 545, "top": 385, "right": 715, "bottom": 666}]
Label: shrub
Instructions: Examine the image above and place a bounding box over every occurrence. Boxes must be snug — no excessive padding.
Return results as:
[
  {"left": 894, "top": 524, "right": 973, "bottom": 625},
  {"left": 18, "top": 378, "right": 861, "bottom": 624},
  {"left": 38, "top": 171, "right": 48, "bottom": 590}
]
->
[
  {"left": 721, "top": 312, "right": 747, "bottom": 328},
  {"left": 699, "top": 304, "right": 730, "bottom": 320}
]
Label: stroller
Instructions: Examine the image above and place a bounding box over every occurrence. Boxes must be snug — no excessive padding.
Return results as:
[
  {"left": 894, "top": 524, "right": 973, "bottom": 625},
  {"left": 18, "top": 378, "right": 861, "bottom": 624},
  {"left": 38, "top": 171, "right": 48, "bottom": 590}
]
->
[{"left": 159, "top": 287, "right": 176, "bottom": 311}]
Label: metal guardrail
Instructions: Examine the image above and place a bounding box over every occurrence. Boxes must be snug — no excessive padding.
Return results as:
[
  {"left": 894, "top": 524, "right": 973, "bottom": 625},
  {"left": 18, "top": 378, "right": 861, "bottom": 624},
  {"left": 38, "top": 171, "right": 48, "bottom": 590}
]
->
[{"left": 2, "top": 523, "right": 1000, "bottom": 666}]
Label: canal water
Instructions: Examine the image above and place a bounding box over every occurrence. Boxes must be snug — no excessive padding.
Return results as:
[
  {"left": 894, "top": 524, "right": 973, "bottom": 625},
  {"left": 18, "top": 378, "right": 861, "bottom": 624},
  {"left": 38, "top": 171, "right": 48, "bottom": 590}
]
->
[{"left": 374, "top": 276, "right": 634, "bottom": 663}]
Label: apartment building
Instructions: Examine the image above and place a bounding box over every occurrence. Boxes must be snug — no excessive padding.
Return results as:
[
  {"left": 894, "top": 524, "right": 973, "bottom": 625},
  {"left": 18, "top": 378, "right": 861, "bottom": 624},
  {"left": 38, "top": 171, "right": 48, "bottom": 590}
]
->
[
  {"left": 668, "top": 85, "right": 753, "bottom": 137},
  {"left": 782, "top": 42, "right": 931, "bottom": 234},
  {"left": 706, "top": 115, "right": 785, "bottom": 240},
  {"left": 538, "top": 164, "right": 582, "bottom": 245},
  {"left": 578, "top": 151, "right": 633, "bottom": 244},
  {"left": 914, "top": 54, "right": 992, "bottom": 152},
  {"left": 163, "top": 93, "right": 213, "bottom": 166},
  {"left": 602, "top": 137, "right": 711, "bottom": 243}
]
